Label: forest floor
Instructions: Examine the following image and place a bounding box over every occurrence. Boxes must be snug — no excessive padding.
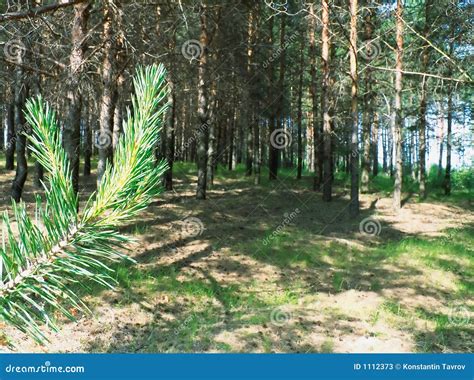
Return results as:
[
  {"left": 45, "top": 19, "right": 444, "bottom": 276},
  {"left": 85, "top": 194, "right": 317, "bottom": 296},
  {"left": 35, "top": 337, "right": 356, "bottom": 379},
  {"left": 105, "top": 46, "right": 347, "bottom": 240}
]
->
[{"left": 0, "top": 161, "right": 473, "bottom": 353}]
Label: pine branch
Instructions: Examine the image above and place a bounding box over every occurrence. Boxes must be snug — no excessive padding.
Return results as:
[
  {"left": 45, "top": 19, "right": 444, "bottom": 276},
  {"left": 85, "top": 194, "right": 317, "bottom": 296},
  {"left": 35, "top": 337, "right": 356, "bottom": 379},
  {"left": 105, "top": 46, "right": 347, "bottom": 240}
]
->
[{"left": 0, "top": 64, "right": 169, "bottom": 343}]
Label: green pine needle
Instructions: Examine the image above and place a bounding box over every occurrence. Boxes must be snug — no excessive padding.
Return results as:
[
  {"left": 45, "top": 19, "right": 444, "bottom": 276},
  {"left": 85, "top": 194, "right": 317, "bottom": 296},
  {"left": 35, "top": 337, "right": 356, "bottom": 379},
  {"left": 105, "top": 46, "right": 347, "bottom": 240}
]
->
[{"left": 0, "top": 64, "right": 170, "bottom": 343}]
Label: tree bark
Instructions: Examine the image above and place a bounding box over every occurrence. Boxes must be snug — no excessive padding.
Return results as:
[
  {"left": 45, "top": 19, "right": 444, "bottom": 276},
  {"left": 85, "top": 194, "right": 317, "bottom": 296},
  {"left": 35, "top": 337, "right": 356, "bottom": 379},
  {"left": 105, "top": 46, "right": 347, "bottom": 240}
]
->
[
  {"left": 11, "top": 66, "right": 28, "bottom": 202},
  {"left": 349, "top": 0, "right": 359, "bottom": 216},
  {"left": 321, "top": 0, "right": 332, "bottom": 202},
  {"left": 97, "top": 0, "right": 116, "bottom": 184},
  {"left": 437, "top": 102, "right": 445, "bottom": 178},
  {"left": 5, "top": 102, "right": 15, "bottom": 170},
  {"left": 245, "top": 6, "right": 256, "bottom": 177},
  {"left": 418, "top": 0, "right": 431, "bottom": 199},
  {"left": 83, "top": 103, "right": 92, "bottom": 176},
  {"left": 63, "top": 1, "right": 89, "bottom": 193},
  {"left": 164, "top": 24, "right": 176, "bottom": 190},
  {"left": 308, "top": 3, "right": 320, "bottom": 190},
  {"left": 269, "top": 15, "right": 286, "bottom": 180},
  {"left": 361, "top": 5, "right": 373, "bottom": 193},
  {"left": 196, "top": 3, "right": 209, "bottom": 199},
  {"left": 297, "top": 27, "right": 305, "bottom": 180},
  {"left": 444, "top": 30, "right": 454, "bottom": 196},
  {"left": 393, "top": 0, "right": 403, "bottom": 210},
  {"left": 372, "top": 111, "right": 379, "bottom": 176},
  {"left": 382, "top": 123, "right": 388, "bottom": 173}
]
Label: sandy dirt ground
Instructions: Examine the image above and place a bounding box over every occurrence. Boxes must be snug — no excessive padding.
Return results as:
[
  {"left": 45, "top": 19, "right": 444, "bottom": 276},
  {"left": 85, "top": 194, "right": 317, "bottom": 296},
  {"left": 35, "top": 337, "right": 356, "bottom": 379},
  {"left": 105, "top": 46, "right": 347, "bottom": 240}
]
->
[{"left": 0, "top": 167, "right": 472, "bottom": 353}]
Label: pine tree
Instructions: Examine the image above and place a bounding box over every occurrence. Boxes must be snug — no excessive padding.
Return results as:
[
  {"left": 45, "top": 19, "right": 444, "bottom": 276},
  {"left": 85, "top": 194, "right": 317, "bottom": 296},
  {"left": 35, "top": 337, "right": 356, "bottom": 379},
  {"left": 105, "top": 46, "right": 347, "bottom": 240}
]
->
[{"left": 0, "top": 64, "right": 169, "bottom": 343}]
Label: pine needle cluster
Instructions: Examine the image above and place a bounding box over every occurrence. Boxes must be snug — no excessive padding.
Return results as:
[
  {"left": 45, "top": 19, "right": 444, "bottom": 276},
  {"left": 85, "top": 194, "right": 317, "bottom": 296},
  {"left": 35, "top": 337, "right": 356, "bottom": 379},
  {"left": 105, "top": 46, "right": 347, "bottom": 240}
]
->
[{"left": 0, "top": 64, "right": 169, "bottom": 343}]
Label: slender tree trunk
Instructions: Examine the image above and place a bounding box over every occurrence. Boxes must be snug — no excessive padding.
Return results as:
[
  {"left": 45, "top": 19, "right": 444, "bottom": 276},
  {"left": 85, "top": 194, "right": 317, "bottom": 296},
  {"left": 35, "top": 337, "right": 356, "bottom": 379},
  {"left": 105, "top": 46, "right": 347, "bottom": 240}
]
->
[
  {"left": 445, "top": 89, "right": 453, "bottom": 196},
  {"left": 270, "top": 15, "right": 286, "bottom": 180},
  {"left": 83, "top": 104, "right": 92, "bottom": 176},
  {"left": 164, "top": 25, "right": 177, "bottom": 190},
  {"left": 308, "top": 4, "right": 320, "bottom": 190},
  {"left": 64, "top": 1, "right": 89, "bottom": 193},
  {"left": 297, "top": 27, "right": 305, "bottom": 180},
  {"left": 5, "top": 102, "right": 15, "bottom": 170},
  {"left": 196, "top": 4, "right": 209, "bottom": 199},
  {"left": 228, "top": 95, "right": 235, "bottom": 171},
  {"left": 254, "top": 115, "right": 261, "bottom": 184},
  {"left": 11, "top": 66, "right": 28, "bottom": 202},
  {"left": 97, "top": 0, "right": 116, "bottom": 184},
  {"left": 164, "top": 90, "right": 176, "bottom": 190},
  {"left": 321, "top": 0, "right": 332, "bottom": 202},
  {"left": 372, "top": 111, "right": 379, "bottom": 176},
  {"left": 419, "top": 52, "right": 428, "bottom": 201},
  {"left": 361, "top": 5, "right": 373, "bottom": 193},
  {"left": 382, "top": 124, "right": 388, "bottom": 173},
  {"left": 444, "top": 33, "right": 454, "bottom": 196},
  {"left": 393, "top": 0, "right": 404, "bottom": 210},
  {"left": 32, "top": 3, "right": 44, "bottom": 189},
  {"left": 349, "top": 0, "right": 359, "bottom": 216},
  {"left": 245, "top": 6, "right": 256, "bottom": 177},
  {"left": 437, "top": 102, "right": 445, "bottom": 178},
  {"left": 206, "top": 92, "right": 217, "bottom": 188}
]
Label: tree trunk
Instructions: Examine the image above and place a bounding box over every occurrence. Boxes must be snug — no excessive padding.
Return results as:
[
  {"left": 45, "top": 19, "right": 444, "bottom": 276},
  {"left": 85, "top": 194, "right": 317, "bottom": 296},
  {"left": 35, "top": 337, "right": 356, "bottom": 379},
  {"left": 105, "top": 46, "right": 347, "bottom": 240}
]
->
[
  {"left": 5, "top": 103, "right": 15, "bottom": 170},
  {"left": 254, "top": 114, "right": 261, "bottom": 184},
  {"left": 444, "top": 32, "right": 454, "bottom": 196},
  {"left": 11, "top": 66, "right": 28, "bottom": 202},
  {"left": 419, "top": 46, "right": 428, "bottom": 200},
  {"left": 164, "top": 91, "right": 176, "bottom": 190},
  {"left": 97, "top": 0, "right": 117, "bottom": 184},
  {"left": 206, "top": 92, "right": 217, "bottom": 188},
  {"left": 64, "top": 1, "right": 89, "bottom": 193},
  {"left": 297, "top": 27, "right": 305, "bottom": 180},
  {"left": 228, "top": 94, "right": 235, "bottom": 171},
  {"left": 349, "top": 0, "right": 359, "bottom": 216},
  {"left": 308, "top": 3, "right": 320, "bottom": 190},
  {"left": 444, "top": 89, "right": 453, "bottom": 196},
  {"left": 361, "top": 4, "right": 373, "bottom": 193},
  {"left": 437, "top": 102, "right": 445, "bottom": 178},
  {"left": 245, "top": 7, "right": 256, "bottom": 177},
  {"left": 83, "top": 104, "right": 92, "bottom": 176},
  {"left": 196, "top": 4, "right": 209, "bottom": 199},
  {"left": 270, "top": 15, "right": 286, "bottom": 180},
  {"left": 372, "top": 111, "right": 379, "bottom": 176},
  {"left": 393, "top": 0, "right": 403, "bottom": 210},
  {"left": 382, "top": 123, "right": 388, "bottom": 173},
  {"left": 321, "top": 0, "right": 332, "bottom": 202}
]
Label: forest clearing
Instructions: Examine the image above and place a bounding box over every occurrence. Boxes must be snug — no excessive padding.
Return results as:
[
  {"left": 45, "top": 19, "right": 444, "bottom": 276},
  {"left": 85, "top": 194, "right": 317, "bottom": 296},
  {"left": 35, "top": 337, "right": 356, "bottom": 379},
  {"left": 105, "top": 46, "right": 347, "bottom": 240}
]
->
[
  {"left": 1, "top": 159, "right": 472, "bottom": 353},
  {"left": 0, "top": 0, "right": 473, "bottom": 356}
]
